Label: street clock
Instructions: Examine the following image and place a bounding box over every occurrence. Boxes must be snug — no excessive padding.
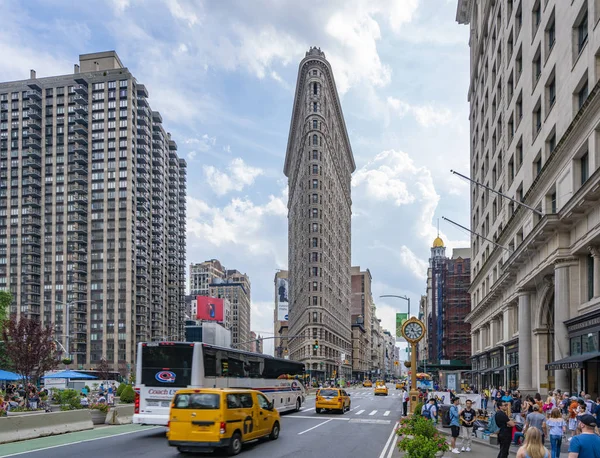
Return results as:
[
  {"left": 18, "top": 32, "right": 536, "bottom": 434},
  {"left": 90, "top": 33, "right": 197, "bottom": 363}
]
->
[{"left": 401, "top": 317, "right": 425, "bottom": 344}]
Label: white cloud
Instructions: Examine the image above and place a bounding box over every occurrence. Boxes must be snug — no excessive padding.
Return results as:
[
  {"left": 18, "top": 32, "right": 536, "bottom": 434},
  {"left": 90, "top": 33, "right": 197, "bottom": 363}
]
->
[
  {"left": 203, "top": 158, "right": 264, "bottom": 196},
  {"left": 187, "top": 191, "right": 287, "bottom": 256},
  {"left": 398, "top": 246, "right": 429, "bottom": 280},
  {"left": 165, "top": 0, "right": 201, "bottom": 27},
  {"left": 110, "top": 0, "right": 130, "bottom": 14},
  {"left": 387, "top": 96, "right": 453, "bottom": 127},
  {"left": 186, "top": 134, "right": 216, "bottom": 152}
]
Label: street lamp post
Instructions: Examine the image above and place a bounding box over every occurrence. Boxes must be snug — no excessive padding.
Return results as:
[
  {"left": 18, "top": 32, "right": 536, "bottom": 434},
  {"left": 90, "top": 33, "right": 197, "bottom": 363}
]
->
[
  {"left": 54, "top": 300, "right": 75, "bottom": 359},
  {"left": 380, "top": 294, "right": 410, "bottom": 317}
]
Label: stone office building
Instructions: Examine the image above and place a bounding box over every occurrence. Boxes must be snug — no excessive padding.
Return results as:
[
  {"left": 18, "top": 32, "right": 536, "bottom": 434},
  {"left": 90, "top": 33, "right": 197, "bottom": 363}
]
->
[{"left": 457, "top": 0, "right": 600, "bottom": 396}]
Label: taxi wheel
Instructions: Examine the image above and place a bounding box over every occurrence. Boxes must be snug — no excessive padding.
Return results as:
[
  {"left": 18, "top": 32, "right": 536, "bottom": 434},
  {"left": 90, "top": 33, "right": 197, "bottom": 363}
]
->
[
  {"left": 227, "top": 432, "right": 243, "bottom": 456},
  {"left": 269, "top": 421, "right": 280, "bottom": 440},
  {"left": 316, "top": 408, "right": 322, "bottom": 414},
  {"left": 295, "top": 398, "right": 301, "bottom": 412}
]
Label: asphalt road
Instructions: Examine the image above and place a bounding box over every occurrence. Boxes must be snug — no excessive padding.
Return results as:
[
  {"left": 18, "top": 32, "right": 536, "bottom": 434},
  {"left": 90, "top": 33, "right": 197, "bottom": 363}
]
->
[{"left": 17, "top": 385, "right": 403, "bottom": 458}]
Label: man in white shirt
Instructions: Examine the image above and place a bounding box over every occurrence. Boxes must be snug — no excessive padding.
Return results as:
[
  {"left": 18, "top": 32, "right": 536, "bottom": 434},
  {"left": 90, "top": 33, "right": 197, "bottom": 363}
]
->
[{"left": 401, "top": 389, "right": 409, "bottom": 417}]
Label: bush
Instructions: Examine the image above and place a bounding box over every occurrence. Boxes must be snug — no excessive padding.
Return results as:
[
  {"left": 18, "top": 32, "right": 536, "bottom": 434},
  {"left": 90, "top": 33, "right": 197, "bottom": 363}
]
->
[
  {"left": 413, "top": 401, "right": 424, "bottom": 416},
  {"left": 119, "top": 385, "right": 135, "bottom": 403},
  {"left": 116, "top": 383, "right": 125, "bottom": 397},
  {"left": 59, "top": 389, "right": 82, "bottom": 410},
  {"left": 396, "top": 412, "right": 449, "bottom": 458}
]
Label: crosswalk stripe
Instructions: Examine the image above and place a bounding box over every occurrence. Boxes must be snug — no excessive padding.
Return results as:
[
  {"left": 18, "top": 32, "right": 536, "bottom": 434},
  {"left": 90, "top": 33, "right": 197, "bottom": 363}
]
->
[
  {"left": 383, "top": 411, "right": 390, "bottom": 416},
  {"left": 355, "top": 409, "right": 365, "bottom": 415},
  {"left": 369, "top": 410, "right": 377, "bottom": 416}
]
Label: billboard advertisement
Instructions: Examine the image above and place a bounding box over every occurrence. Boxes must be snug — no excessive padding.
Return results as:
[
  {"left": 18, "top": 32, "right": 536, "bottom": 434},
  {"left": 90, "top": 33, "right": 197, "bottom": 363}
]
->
[
  {"left": 196, "top": 296, "right": 224, "bottom": 322},
  {"left": 277, "top": 278, "right": 289, "bottom": 321},
  {"left": 396, "top": 313, "right": 408, "bottom": 338}
]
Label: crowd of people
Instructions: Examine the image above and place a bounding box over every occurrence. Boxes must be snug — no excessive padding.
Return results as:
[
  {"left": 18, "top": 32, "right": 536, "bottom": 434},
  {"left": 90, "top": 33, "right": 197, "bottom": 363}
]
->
[
  {"left": 487, "top": 387, "right": 600, "bottom": 458},
  {"left": 0, "top": 383, "right": 48, "bottom": 412}
]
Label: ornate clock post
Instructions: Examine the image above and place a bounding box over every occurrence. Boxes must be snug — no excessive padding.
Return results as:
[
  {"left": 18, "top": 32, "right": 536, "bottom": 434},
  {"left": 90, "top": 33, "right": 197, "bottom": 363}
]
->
[{"left": 401, "top": 317, "right": 426, "bottom": 413}]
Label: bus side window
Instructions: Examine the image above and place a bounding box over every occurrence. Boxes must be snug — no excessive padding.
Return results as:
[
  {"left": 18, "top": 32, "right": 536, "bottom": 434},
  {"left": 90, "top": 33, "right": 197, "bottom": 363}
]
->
[{"left": 204, "top": 352, "right": 217, "bottom": 377}]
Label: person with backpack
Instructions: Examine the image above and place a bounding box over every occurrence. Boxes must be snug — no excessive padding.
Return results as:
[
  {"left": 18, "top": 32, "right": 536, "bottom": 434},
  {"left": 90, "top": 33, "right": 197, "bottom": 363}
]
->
[
  {"left": 459, "top": 399, "right": 476, "bottom": 452},
  {"left": 422, "top": 398, "right": 438, "bottom": 424},
  {"left": 449, "top": 397, "right": 461, "bottom": 454}
]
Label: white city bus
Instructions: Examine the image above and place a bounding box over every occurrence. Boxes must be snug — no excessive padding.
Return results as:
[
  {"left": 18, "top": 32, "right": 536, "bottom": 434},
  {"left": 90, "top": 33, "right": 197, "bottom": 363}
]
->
[{"left": 133, "top": 341, "right": 307, "bottom": 426}]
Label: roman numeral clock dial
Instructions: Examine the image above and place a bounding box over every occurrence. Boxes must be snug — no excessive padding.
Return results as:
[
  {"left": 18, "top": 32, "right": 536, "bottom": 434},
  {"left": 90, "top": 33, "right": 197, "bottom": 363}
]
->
[{"left": 401, "top": 318, "right": 425, "bottom": 344}]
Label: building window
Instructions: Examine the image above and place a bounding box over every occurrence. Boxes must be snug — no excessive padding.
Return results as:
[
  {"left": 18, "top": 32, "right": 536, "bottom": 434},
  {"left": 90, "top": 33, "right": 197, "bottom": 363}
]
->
[
  {"left": 312, "top": 150, "right": 318, "bottom": 160},
  {"left": 547, "top": 16, "right": 556, "bottom": 52},
  {"left": 312, "top": 193, "right": 318, "bottom": 203},
  {"left": 533, "top": 50, "right": 542, "bottom": 84},
  {"left": 578, "top": 10, "right": 588, "bottom": 53},
  {"left": 312, "top": 179, "right": 318, "bottom": 189},
  {"left": 548, "top": 76, "right": 556, "bottom": 108},
  {"left": 532, "top": 0, "right": 541, "bottom": 35},
  {"left": 534, "top": 156, "right": 542, "bottom": 176},
  {"left": 587, "top": 254, "right": 594, "bottom": 301},
  {"left": 313, "top": 83, "right": 318, "bottom": 95},
  {"left": 313, "top": 102, "right": 317, "bottom": 112},
  {"left": 533, "top": 103, "right": 542, "bottom": 135},
  {"left": 581, "top": 152, "right": 589, "bottom": 185},
  {"left": 578, "top": 80, "right": 588, "bottom": 109},
  {"left": 551, "top": 191, "right": 557, "bottom": 213},
  {"left": 313, "top": 134, "right": 318, "bottom": 145}
]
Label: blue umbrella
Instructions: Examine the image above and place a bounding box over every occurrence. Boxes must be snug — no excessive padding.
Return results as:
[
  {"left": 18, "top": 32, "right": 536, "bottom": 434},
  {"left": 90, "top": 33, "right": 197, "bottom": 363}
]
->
[
  {"left": 0, "top": 369, "right": 21, "bottom": 381},
  {"left": 42, "top": 370, "right": 97, "bottom": 380}
]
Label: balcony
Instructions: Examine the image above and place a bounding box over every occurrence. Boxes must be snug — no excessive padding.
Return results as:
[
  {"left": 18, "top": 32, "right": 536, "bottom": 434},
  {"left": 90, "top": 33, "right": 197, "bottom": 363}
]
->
[
  {"left": 22, "top": 196, "right": 41, "bottom": 206},
  {"left": 71, "top": 134, "right": 88, "bottom": 145},
  {"left": 73, "top": 94, "right": 87, "bottom": 106},
  {"left": 22, "top": 186, "right": 41, "bottom": 197},
  {"left": 28, "top": 119, "right": 41, "bottom": 131},
  {"left": 26, "top": 148, "right": 41, "bottom": 160},
  {"left": 73, "top": 142, "right": 87, "bottom": 154},
  {"left": 68, "top": 173, "right": 87, "bottom": 183},
  {"left": 137, "top": 96, "right": 148, "bottom": 107},
  {"left": 73, "top": 122, "right": 87, "bottom": 136},
  {"left": 24, "top": 138, "right": 41, "bottom": 150},
  {"left": 22, "top": 157, "right": 41, "bottom": 168},
  {"left": 26, "top": 89, "right": 42, "bottom": 100},
  {"left": 68, "top": 165, "right": 87, "bottom": 175},
  {"left": 73, "top": 104, "right": 87, "bottom": 115},
  {"left": 27, "top": 99, "right": 41, "bottom": 111},
  {"left": 22, "top": 167, "right": 41, "bottom": 179},
  {"left": 73, "top": 84, "right": 88, "bottom": 96},
  {"left": 68, "top": 224, "right": 86, "bottom": 233},
  {"left": 27, "top": 108, "right": 41, "bottom": 119}
]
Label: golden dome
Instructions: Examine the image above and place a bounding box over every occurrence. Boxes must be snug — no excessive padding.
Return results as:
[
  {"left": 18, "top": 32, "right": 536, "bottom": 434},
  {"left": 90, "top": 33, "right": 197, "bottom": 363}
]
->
[{"left": 432, "top": 236, "right": 444, "bottom": 248}]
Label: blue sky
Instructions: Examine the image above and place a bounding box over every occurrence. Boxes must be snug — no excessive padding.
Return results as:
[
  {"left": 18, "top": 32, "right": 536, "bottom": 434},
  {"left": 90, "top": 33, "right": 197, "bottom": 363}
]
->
[{"left": 1, "top": 0, "right": 472, "bottom": 355}]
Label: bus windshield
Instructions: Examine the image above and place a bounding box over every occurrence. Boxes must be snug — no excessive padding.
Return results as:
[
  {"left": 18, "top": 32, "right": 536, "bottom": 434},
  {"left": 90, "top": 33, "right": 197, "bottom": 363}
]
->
[{"left": 140, "top": 343, "right": 194, "bottom": 388}]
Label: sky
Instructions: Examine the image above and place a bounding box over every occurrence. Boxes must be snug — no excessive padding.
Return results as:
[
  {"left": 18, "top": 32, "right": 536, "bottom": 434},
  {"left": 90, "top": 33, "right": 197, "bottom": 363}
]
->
[{"left": 0, "top": 0, "right": 473, "bottom": 356}]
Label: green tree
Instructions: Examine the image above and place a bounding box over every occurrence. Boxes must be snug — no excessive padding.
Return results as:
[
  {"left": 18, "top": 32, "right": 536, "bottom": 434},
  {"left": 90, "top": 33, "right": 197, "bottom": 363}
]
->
[{"left": 0, "top": 291, "right": 13, "bottom": 368}]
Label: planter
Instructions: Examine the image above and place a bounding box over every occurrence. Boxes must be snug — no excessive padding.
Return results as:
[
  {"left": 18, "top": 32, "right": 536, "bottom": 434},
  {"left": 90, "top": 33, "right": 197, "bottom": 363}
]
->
[
  {"left": 90, "top": 409, "right": 107, "bottom": 425},
  {"left": 435, "top": 452, "right": 445, "bottom": 457},
  {"left": 7, "top": 410, "right": 44, "bottom": 416}
]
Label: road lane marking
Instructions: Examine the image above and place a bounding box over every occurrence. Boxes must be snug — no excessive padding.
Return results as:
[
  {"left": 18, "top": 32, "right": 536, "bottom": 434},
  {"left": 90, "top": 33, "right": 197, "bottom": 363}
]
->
[
  {"left": 297, "top": 419, "right": 333, "bottom": 435},
  {"left": 288, "top": 415, "right": 349, "bottom": 421},
  {"left": 378, "top": 421, "right": 400, "bottom": 458},
  {"left": 301, "top": 407, "right": 315, "bottom": 412},
  {"left": 349, "top": 405, "right": 360, "bottom": 411},
  {"left": 348, "top": 419, "right": 391, "bottom": 425},
  {"left": 369, "top": 410, "right": 378, "bottom": 416},
  {"left": 355, "top": 409, "right": 365, "bottom": 415},
  {"left": 383, "top": 411, "right": 390, "bottom": 416}
]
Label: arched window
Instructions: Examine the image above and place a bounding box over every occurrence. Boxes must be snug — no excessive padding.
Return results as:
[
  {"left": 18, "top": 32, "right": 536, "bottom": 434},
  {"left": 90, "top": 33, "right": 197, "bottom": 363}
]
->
[
  {"left": 313, "top": 82, "right": 318, "bottom": 95},
  {"left": 313, "top": 119, "right": 318, "bottom": 129},
  {"left": 313, "top": 134, "right": 318, "bottom": 145}
]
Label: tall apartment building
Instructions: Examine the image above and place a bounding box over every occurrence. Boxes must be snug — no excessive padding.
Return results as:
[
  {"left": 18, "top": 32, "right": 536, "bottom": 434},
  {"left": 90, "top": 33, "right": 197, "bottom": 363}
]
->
[
  {"left": 350, "top": 266, "right": 373, "bottom": 380},
  {"left": 189, "top": 259, "right": 225, "bottom": 296},
  {"left": 0, "top": 51, "right": 187, "bottom": 370},
  {"left": 457, "top": 0, "right": 600, "bottom": 396},
  {"left": 285, "top": 47, "right": 356, "bottom": 380},
  {"left": 273, "top": 269, "right": 289, "bottom": 359},
  {"left": 422, "top": 238, "right": 471, "bottom": 376},
  {"left": 209, "top": 269, "right": 251, "bottom": 351}
]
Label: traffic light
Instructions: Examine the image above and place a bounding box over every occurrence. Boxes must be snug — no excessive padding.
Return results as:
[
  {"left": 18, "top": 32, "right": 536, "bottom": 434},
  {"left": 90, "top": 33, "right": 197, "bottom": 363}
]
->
[{"left": 313, "top": 340, "right": 319, "bottom": 350}]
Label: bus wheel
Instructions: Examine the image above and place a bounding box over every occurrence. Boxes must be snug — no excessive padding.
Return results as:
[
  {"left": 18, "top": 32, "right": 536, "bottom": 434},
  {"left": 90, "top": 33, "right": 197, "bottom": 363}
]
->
[{"left": 295, "top": 398, "right": 301, "bottom": 412}]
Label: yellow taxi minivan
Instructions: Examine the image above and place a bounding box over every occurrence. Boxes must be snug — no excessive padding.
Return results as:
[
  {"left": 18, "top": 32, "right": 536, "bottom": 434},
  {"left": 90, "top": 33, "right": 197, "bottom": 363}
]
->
[
  {"left": 363, "top": 380, "right": 373, "bottom": 387},
  {"left": 315, "top": 388, "right": 351, "bottom": 414},
  {"left": 395, "top": 382, "right": 403, "bottom": 390},
  {"left": 167, "top": 388, "right": 280, "bottom": 456},
  {"left": 374, "top": 381, "right": 388, "bottom": 396}
]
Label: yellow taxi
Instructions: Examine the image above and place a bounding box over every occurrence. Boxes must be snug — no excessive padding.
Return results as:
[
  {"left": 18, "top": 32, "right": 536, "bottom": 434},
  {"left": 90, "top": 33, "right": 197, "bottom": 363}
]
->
[
  {"left": 395, "top": 382, "right": 403, "bottom": 390},
  {"left": 362, "top": 380, "right": 373, "bottom": 387},
  {"left": 167, "top": 388, "right": 280, "bottom": 456},
  {"left": 315, "top": 388, "right": 351, "bottom": 414},
  {"left": 374, "top": 381, "right": 388, "bottom": 396}
]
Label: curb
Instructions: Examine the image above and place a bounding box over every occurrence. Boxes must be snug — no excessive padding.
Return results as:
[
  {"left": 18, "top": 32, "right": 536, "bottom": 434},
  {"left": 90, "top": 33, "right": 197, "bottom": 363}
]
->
[{"left": 435, "top": 426, "right": 517, "bottom": 456}]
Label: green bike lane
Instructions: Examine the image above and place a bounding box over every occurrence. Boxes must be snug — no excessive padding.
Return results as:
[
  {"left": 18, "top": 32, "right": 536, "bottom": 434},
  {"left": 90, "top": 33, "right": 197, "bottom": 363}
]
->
[{"left": 0, "top": 424, "right": 161, "bottom": 457}]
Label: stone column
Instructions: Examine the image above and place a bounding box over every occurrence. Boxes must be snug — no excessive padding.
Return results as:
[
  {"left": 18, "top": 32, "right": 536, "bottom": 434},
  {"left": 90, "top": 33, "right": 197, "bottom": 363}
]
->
[
  {"left": 554, "top": 258, "right": 577, "bottom": 391},
  {"left": 588, "top": 246, "right": 600, "bottom": 299},
  {"left": 490, "top": 317, "right": 497, "bottom": 347},
  {"left": 518, "top": 290, "right": 533, "bottom": 391}
]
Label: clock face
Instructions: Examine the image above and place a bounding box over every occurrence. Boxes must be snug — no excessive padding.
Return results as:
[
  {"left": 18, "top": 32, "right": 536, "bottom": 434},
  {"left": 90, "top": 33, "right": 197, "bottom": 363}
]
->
[{"left": 404, "top": 322, "right": 423, "bottom": 341}]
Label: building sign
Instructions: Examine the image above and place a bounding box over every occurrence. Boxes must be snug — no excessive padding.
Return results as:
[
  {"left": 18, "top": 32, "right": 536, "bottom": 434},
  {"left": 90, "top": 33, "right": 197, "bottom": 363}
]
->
[
  {"left": 396, "top": 313, "right": 408, "bottom": 338},
  {"left": 440, "top": 359, "right": 450, "bottom": 365},
  {"left": 546, "top": 360, "right": 585, "bottom": 371},
  {"left": 277, "top": 278, "right": 289, "bottom": 321},
  {"left": 567, "top": 316, "right": 600, "bottom": 333}
]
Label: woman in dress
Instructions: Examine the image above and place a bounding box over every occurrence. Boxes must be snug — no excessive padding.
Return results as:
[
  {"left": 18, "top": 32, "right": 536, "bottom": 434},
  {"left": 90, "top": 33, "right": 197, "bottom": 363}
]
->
[{"left": 516, "top": 428, "right": 549, "bottom": 458}]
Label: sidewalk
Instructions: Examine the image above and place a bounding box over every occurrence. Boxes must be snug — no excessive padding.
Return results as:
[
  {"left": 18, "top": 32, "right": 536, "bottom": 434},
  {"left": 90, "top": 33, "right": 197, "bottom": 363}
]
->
[{"left": 435, "top": 425, "right": 517, "bottom": 457}]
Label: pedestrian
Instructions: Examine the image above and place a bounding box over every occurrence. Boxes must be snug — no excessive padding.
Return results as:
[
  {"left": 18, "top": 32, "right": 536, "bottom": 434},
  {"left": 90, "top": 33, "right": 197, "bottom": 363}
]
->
[
  {"left": 459, "top": 399, "right": 475, "bottom": 452},
  {"left": 402, "top": 388, "right": 409, "bottom": 417},
  {"left": 516, "top": 428, "right": 549, "bottom": 458},
  {"left": 525, "top": 405, "right": 548, "bottom": 444},
  {"left": 449, "top": 397, "right": 461, "bottom": 454},
  {"left": 567, "top": 414, "right": 600, "bottom": 457},
  {"left": 422, "top": 398, "right": 437, "bottom": 423},
  {"left": 546, "top": 408, "right": 566, "bottom": 458},
  {"left": 568, "top": 397, "right": 580, "bottom": 440},
  {"left": 495, "top": 400, "right": 516, "bottom": 458}
]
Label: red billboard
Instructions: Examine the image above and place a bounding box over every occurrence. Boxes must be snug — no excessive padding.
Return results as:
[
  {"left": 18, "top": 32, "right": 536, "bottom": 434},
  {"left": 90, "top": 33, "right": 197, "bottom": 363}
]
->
[{"left": 196, "top": 296, "right": 224, "bottom": 322}]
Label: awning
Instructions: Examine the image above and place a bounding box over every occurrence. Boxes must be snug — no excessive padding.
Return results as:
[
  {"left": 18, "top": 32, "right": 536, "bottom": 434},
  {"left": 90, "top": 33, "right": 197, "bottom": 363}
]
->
[{"left": 545, "top": 352, "right": 600, "bottom": 371}]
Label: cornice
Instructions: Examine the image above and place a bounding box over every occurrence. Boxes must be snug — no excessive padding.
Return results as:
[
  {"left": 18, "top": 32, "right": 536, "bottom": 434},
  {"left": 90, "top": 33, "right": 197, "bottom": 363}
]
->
[{"left": 554, "top": 257, "right": 579, "bottom": 268}]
